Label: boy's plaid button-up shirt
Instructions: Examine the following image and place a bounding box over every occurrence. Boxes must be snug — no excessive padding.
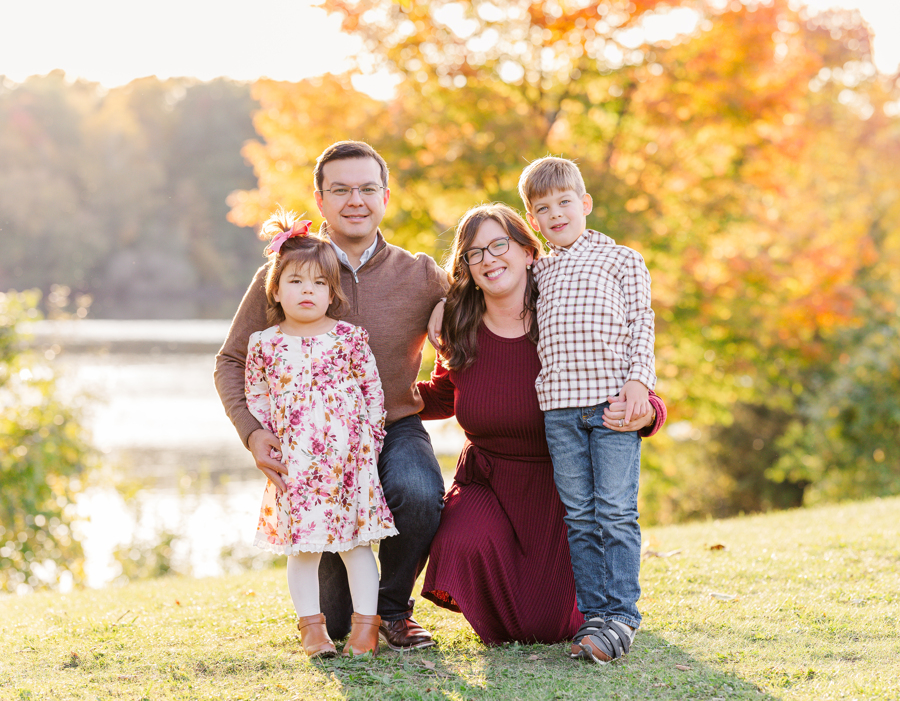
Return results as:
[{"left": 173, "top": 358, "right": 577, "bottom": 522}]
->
[{"left": 532, "top": 229, "right": 657, "bottom": 412}]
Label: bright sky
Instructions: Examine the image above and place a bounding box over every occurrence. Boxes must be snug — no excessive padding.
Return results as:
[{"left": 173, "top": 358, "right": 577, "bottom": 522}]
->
[
  {"left": 801, "top": 0, "right": 899, "bottom": 73},
  {"left": 0, "top": 0, "right": 362, "bottom": 86},
  {"left": 1, "top": 0, "right": 897, "bottom": 95}
]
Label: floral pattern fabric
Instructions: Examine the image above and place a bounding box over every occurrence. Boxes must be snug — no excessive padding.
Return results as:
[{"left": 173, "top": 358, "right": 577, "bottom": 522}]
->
[{"left": 245, "top": 321, "right": 397, "bottom": 554}]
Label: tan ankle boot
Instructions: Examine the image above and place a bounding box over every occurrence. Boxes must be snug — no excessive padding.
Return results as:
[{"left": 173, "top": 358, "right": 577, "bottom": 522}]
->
[
  {"left": 343, "top": 613, "right": 381, "bottom": 656},
  {"left": 297, "top": 613, "right": 337, "bottom": 659}
]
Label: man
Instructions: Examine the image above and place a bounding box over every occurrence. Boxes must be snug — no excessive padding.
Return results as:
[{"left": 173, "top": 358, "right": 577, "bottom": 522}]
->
[{"left": 215, "top": 141, "right": 448, "bottom": 649}]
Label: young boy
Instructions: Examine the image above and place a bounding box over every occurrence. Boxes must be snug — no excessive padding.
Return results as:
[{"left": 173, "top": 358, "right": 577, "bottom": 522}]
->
[{"left": 519, "top": 156, "right": 657, "bottom": 664}]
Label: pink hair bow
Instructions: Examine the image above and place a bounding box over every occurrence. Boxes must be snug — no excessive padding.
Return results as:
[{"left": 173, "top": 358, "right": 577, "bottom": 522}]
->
[{"left": 265, "top": 219, "right": 312, "bottom": 255}]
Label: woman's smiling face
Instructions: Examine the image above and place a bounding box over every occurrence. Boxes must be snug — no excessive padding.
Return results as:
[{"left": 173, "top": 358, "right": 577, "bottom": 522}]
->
[{"left": 466, "top": 218, "right": 534, "bottom": 302}]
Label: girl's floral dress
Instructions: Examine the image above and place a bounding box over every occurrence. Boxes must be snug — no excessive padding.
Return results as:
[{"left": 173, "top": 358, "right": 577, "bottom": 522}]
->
[{"left": 245, "top": 321, "right": 397, "bottom": 553}]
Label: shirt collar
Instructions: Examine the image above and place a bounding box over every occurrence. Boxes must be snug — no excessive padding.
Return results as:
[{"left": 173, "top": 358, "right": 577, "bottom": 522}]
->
[
  {"left": 329, "top": 235, "right": 380, "bottom": 273},
  {"left": 547, "top": 229, "right": 615, "bottom": 255}
]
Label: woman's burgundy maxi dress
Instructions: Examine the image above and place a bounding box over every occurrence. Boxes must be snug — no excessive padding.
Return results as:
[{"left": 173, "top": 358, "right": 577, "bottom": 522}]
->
[{"left": 418, "top": 325, "right": 665, "bottom": 645}]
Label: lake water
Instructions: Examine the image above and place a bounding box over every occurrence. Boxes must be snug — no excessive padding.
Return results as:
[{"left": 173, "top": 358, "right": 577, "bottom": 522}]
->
[{"left": 29, "top": 320, "right": 465, "bottom": 588}]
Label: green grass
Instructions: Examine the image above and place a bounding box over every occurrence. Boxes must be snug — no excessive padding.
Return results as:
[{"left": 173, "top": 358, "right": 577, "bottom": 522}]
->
[{"left": 2, "top": 496, "right": 898, "bottom": 700}]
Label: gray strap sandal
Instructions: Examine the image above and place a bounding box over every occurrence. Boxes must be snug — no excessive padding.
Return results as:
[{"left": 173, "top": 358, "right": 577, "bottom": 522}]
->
[{"left": 570, "top": 619, "right": 634, "bottom": 664}]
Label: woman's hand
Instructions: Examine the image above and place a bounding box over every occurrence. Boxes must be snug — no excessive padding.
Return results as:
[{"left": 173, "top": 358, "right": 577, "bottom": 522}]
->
[
  {"left": 602, "top": 394, "right": 656, "bottom": 432},
  {"left": 427, "top": 299, "right": 446, "bottom": 349}
]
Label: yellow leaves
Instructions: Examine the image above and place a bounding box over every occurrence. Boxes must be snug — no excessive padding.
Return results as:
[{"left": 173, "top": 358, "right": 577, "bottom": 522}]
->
[
  {"left": 230, "top": 74, "right": 396, "bottom": 231},
  {"left": 229, "top": 0, "right": 900, "bottom": 441},
  {"left": 625, "top": 195, "right": 649, "bottom": 213},
  {"left": 545, "top": 116, "right": 571, "bottom": 150}
]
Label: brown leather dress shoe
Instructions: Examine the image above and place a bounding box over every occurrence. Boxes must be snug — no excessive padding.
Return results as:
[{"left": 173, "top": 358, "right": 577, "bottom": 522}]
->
[
  {"left": 297, "top": 613, "right": 337, "bottom": 659},
  {"left": 378, "top": 617, "right": 436, "bottom": 651},
  {"left": 343, "top": 613, "right": 382, "bottom": 656}
]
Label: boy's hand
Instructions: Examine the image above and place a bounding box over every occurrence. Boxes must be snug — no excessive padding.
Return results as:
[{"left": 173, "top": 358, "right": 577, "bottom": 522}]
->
[
  {"left": 603, "top": 394, "right": 654, "bottom": 432},
  {"left": 427, "top": 299, "right": 446, "bottom": 349},
  {"left": 620, "top": 380, "right": 649, "bottom": 424}
]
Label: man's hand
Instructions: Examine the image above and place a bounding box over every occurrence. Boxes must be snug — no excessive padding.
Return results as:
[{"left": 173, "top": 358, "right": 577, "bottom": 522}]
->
[
  {"left": 620, "top": 380, "right": 650, "bottom": 425},
  {"left": 249, "top": 428, "right": 288, "bottom": 493},
  {"left": 426, "top": 299, "right": 446, "bottom": 349}
]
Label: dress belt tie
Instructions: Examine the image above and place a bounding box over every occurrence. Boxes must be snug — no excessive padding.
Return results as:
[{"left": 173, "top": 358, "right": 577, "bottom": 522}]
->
[
  {"left": 454, "top": 442, "right": 548, "bottom": 487},
  {"left": 455, "top": 443, "right": 494, "bottom": 487}
]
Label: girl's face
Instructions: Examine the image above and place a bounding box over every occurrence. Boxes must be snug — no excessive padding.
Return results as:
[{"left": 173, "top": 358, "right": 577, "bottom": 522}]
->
[
  {"left": 464, "top": 218, "right": 534, "bottom": 303},
  {"left": 274, "top": 261, "right": 334, "bottom": 332}
]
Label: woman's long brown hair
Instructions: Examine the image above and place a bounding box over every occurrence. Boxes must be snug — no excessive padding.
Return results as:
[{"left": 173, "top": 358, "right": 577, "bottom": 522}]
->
[{"left": 440, "top": 203, "right": 543, "bottom": 372}]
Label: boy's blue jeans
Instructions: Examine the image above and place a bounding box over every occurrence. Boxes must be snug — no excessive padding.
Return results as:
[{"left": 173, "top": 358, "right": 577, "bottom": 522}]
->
[{"left": 544, "top": 403, "right": 643, "bottom": 630}]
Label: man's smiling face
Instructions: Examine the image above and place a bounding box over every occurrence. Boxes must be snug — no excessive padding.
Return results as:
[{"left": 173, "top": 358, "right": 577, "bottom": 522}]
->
[{"left": 314, "top": 157, "right": 390, "bottom": 250}]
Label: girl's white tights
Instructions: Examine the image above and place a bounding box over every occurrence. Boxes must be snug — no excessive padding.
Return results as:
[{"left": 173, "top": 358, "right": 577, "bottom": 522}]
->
[{"left": 287, "top": 545, "right": 379, "bottom": 618}]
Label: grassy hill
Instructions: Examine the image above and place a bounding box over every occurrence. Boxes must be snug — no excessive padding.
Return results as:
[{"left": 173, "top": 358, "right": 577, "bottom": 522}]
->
[{"left": 2, "top": 496, "right": 898, "bottom": 700}]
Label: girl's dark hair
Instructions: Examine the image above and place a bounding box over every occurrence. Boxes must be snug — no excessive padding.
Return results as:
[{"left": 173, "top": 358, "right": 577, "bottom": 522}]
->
[
  {"left": 260, "top": 208, "right": 348, "bottom": 326},
  {"left": 440, "top": 203, "right": 543, "bottom": 372}
]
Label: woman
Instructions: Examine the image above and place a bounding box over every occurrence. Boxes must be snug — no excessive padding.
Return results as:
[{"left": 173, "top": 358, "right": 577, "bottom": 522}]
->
[{"left": 417, "top": 203, "right": 666, "bottom": 645}]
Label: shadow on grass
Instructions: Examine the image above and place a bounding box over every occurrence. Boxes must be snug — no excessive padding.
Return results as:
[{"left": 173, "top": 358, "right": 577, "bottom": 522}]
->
[{"left": 313, "top": 630, "right": 778, "bottom": 701}]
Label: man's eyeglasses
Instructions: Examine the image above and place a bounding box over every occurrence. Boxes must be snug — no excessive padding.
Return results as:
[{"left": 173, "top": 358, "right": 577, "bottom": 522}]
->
[
  {"left": 317, "top": 185, "right": 385, "bottom": 199},
  {"left": 462, "top": 237, "right": 510, "bottom": 266}
]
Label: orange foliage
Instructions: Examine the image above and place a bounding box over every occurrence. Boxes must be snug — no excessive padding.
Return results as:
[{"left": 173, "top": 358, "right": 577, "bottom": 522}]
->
[{"left": 230, "top": 0, "right": 900, "bottom": 423}]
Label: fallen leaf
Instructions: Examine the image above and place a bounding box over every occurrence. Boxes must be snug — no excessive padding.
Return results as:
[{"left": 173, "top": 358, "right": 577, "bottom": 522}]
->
[
  {"left": 652, "top": 682, "right": 668, "bottom": 687},
  {"left": 175, "top": 600, "right": 181, "bottom": 606},
  {"left": 675, "top": 664, "right": 692, "bottom": 672},
  {"left": 422, "top": 660, "right": 436, "bottom": 670},
  {"left": 527, "top": 654, "right": 540, "bottom": 661},
  {"left": 709, "top": 544, "right": 726, "bottom": 550},
  {"left": 643, "top": 548, "right": 682, "bottom": 558},
  {"left": 244, "top": 590, "right": 256, "bottom": 596},
  {"left": 709, "top": 592, "right": 737, "bottom": 601}
]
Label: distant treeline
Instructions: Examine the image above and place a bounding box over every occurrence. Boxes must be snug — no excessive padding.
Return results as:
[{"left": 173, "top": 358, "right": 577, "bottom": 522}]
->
[
  {"left": 3, "top": 0, "right": 900, "bottom": 523},
  {"left": 0, "top": 71, "right": 261, "bottom": 318}
]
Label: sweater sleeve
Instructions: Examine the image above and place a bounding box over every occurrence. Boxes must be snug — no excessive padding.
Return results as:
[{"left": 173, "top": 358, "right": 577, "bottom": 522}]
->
[
  {"left": 423, "top": 253, "right": 451, "bottom": 301},
  {"left": 417, "top": 359, "right": 456, "bottom": 420},
  {"left": 639, "top": 390, "right": 667, "bottom": 438},
  {"left": 214, "top": 264, "right": 271, "bottom": 447}
]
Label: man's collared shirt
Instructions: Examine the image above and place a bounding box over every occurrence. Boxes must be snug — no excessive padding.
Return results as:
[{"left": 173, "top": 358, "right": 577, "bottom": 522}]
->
[
  {"left": 330, "top": 238, "right": 379, "bottom": 276},
  {"left": 532, "top": 229, "right": 657, "bottom": 412}
]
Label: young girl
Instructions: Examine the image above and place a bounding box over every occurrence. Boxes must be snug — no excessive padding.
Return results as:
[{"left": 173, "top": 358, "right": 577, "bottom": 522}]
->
[{"left": 245, "top": 208, "right": 397, "bottom": 658}]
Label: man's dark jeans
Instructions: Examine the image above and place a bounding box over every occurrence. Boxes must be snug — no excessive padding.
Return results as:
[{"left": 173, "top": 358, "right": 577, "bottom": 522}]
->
[{"left": 319, "top": 414, "right": 445, "bottom": 639}]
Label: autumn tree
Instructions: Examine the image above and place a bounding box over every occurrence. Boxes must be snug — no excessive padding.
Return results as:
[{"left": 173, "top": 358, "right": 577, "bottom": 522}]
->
[{"left": 230, "top": 0, "right": 900, "bottom": 519}]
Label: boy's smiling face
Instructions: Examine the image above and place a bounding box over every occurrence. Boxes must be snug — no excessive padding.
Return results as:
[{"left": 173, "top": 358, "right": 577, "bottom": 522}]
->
[{"left": 526, "top": 188, "right": 593, "bottom": 249}]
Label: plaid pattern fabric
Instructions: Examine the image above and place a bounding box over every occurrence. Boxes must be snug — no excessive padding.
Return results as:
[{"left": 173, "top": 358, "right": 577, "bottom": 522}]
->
[{"left": 533, "top": 229, "right": 656, "bottom": 411}]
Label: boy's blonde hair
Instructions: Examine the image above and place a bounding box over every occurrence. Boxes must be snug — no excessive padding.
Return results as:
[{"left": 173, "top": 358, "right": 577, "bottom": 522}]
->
[{"left": 517, "top": 156, "right": 586, "bottom": 212}]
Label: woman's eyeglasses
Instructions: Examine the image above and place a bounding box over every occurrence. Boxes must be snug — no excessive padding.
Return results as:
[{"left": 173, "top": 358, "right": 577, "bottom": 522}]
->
[{"left": 462, "top": 237, "right": 510, "bottom": 265}]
